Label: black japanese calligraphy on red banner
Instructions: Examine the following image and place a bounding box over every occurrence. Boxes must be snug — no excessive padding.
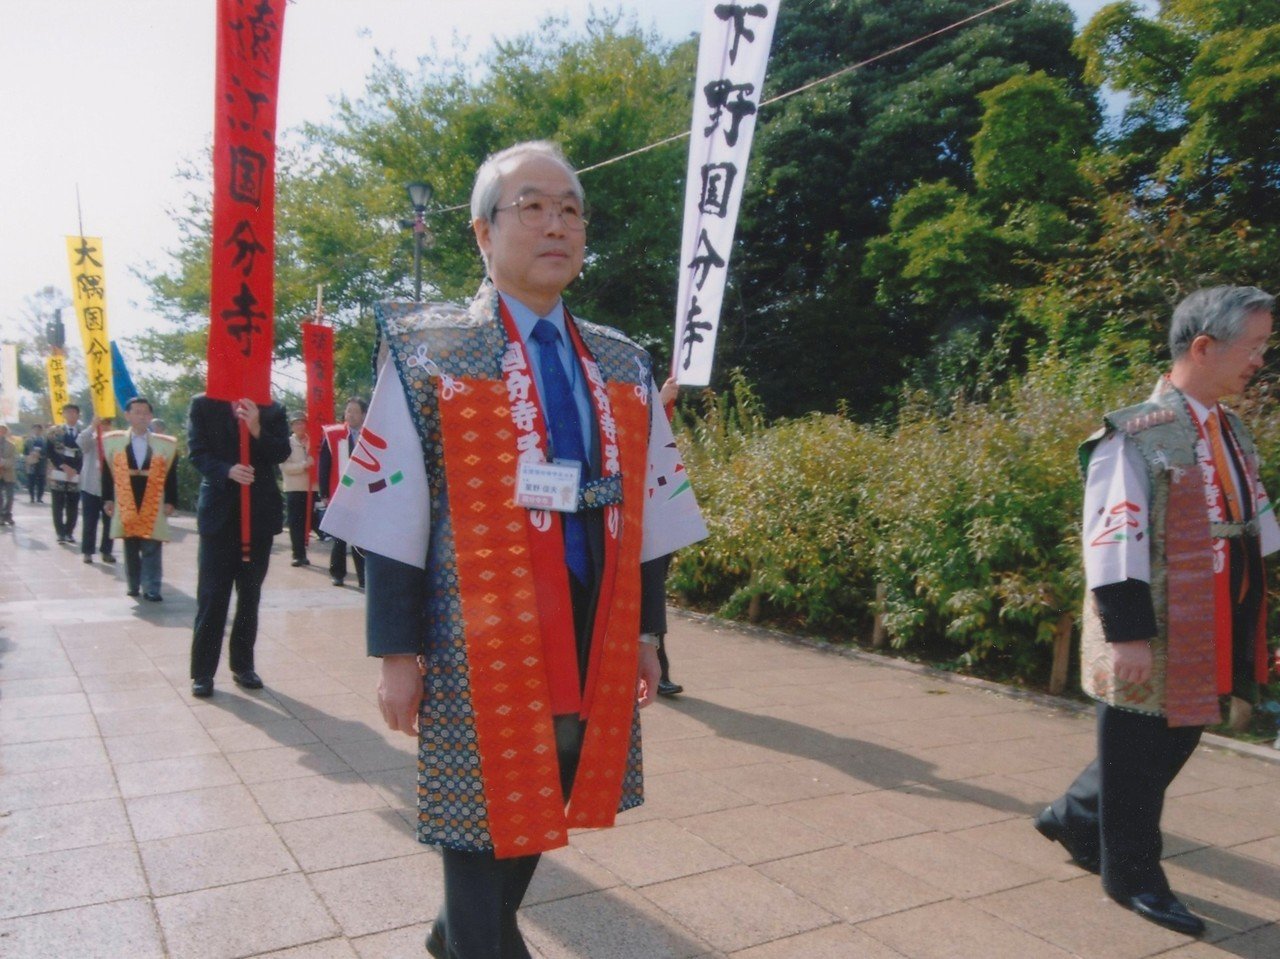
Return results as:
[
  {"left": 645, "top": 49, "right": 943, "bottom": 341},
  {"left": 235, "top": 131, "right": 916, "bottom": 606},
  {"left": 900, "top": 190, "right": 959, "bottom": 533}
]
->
[
  {"left": 208, "top": 0, "right": 286, "bottom": 403},
  {"left": 301, "top": 321, "right": 334, "bottom": 475}
]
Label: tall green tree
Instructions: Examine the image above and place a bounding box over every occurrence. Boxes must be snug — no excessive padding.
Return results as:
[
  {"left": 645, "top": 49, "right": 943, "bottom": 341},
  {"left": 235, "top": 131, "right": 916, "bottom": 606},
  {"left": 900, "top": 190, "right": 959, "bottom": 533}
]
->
[
  {"left": 142, "top": 13, "right": 696, "bottom": 404},
  {"left": 719, "top": 0, "right": 1093, "bottom": 417}
]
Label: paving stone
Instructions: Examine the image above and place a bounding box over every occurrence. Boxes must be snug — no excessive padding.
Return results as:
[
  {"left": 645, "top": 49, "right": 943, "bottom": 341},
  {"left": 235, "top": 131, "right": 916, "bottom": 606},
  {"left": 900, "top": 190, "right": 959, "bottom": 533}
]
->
[
  {"left": 757, "top": 845, "right": 948, "bottom": 923},
  {"left": 226, "top": 740, "right": 353, "bottom": 783},
  {"left": 0, "top": 763, "right": 120, "bottom": 811},
  {"left": 0, "top": 735, "right": 109, "bottom": 774},
  {"left": 277, "top": 808, "right": 424, "bottom": 872},
  {"left": 524, "top": 886, "right": 713, "bottom": 959},
  {"left": 677, "top": 802, "right": 837, "bottom": 864},
  {"left": 975, "top": 877, "right": 1193, "bottom": 958},
  {"left": 309, "top": 853, "right": 443, "bottom": 937},
  {"left": 862, "top": 830, "right": 1044, "bottom": 899},
  {"left": 573, "top": 819, "right": 735, "bottom": 887},
  {"left": 115, "top": 752, "right": 241, "bottom": 798},
  {"left": 774, "top": 791, "right": 932, "bottom": 846},
  {"left": 639, "top": 864, "right": 835, "bottom": 953},
  {"left": 250, "top": 770, "right": 388, "bottom": 823},
  {"left": 728, "top": 923, "right": 907, "bottom": 958},
  {"left": 0, "top": 898, "right": 165, "bottom": 959},
  {"left": 0, "top": 797, "right": 131, "bottom": 858},
  {"left": 126, "top": 783, "right": 266, "bottom": 842},
  {"left": 139, "top": 823, "right": 299, "bottom": 896},
  {"left": 858, "top": 898, "right": 1077, "bottom": 959},
  {"left": 155, "top": 873, "right": 339, "bottom": 959},
  {"left": 0, "top": 842, "right": 147, "bottom": 919}
]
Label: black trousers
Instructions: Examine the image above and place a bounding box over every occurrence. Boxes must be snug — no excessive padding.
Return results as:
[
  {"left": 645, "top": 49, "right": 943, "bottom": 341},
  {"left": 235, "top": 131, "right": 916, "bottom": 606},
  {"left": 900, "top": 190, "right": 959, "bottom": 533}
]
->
[
  {"left": 1049, "top": 703, "right": 1202, "bottom": 901},
  {"left": 27, "top": 468, "right": 45, "bottom": 501},
  {"left": 285, "top": 491, "right": 310, "bottom": 560},
  {"left": 434, "top": 716, "right": 584, "bottom": 959},
  {"left": 190, "top": 531, "right": 273, "bottom": 680},
  {"left": 79, "top": 492, "right": 114, "bottom": 556},
  {"left": 51, "top": 487, "right": 78, "bottom": 538},
  {"left": 329, "top": 537, "right": 364, "bottom": 584}
]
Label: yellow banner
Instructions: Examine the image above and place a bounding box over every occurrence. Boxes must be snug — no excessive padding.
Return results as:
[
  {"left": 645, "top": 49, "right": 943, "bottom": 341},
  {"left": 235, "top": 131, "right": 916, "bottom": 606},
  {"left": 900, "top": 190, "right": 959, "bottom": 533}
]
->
[
  {"left": 46, "top": 354, "right": 70, "bottom": 423},
  {"left": 65, "top": 235, "right": 115, "bottom": 417}
]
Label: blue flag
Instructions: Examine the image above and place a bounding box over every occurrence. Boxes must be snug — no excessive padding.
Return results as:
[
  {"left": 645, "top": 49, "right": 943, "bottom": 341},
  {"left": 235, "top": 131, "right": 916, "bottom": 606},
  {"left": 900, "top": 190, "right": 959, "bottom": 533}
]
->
[{"left": 110, "top": 341, "right": 138, "bottom": 412}]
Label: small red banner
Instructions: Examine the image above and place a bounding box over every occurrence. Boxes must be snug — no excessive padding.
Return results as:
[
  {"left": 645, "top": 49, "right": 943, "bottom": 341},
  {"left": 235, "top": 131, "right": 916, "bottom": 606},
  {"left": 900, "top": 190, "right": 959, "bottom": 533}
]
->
[
  {"left": 207, "top": 0, "right": 287, "bottom": 403},
  {"left": 301, "top": 321, "right": 335, "bottom": 490}
]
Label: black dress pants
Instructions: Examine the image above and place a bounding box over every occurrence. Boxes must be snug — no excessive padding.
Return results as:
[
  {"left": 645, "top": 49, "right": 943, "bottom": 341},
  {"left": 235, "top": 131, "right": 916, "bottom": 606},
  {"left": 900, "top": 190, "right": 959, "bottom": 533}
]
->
[
  {"left": 51, "top": 487, "right": 78, "bottom": 538},
  {"left": 285, "top": 491, "right": 309, "bottom": 560},
  {"left": 329, "top": 537, "right": 364, "bottom": 585},
  {"left": 1050, "top": 703, "right": 1202, "bottom": 901},
  {"left": 433, "top": 716, "right": 584, "bottom": 959},
  {"left": 79, "top": 491, "right": 114, "bottom": 557},
  {"left": 190, "top": 530, "right": 273, "bottom": 680}
]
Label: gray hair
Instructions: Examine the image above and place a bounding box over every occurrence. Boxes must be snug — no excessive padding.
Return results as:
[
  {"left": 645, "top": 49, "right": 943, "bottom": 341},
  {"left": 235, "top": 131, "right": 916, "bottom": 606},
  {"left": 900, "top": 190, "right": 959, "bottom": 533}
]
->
[
  {"left": 469, "top": 140, "right": 585, "bottom": 224},
  {"left": 1169, "top": 285, "right": 1275, "bottom": 359}
]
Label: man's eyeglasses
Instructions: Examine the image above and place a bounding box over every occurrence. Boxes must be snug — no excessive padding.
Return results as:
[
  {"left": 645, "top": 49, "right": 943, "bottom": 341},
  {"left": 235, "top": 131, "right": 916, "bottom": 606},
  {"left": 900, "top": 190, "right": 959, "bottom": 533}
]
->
[{"left": 493, "top": 192, "right": 588, "bottom": 232}]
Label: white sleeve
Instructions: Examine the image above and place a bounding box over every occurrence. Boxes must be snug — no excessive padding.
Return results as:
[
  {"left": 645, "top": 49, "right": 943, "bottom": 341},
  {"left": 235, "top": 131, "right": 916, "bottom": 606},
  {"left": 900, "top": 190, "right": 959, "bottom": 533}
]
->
[
  {"left": 320, "top": 356, "right": 432, "bottom": 568},
  {"left": 640, "top": 381, "right": 708, "bottom": 562},
  {"left": 1082, "top": 431, "right": 1151, "bottom": 589}
]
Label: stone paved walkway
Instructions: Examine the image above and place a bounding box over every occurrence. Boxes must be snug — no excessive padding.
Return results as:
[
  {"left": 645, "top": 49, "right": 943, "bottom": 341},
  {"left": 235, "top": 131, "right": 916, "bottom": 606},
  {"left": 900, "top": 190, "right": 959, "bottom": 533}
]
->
[{"left": 2, "top": 494, "right": 1278, "bottom": 958}]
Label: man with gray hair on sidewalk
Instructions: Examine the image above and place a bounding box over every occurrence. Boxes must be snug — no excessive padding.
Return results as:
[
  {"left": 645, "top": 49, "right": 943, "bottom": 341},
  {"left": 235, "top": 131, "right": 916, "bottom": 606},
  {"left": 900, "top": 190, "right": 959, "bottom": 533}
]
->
[
  {"left": 1036, "top": 285, "right": 1279, "bottom": 937},
  {"left": 322, "top": 140, "right": 706, "bottom": 958}
]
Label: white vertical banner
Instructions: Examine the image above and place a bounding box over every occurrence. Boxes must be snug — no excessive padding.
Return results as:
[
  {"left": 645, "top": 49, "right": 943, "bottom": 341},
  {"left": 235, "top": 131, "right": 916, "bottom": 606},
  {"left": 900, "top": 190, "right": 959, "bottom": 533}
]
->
[
  {"left": 0, "top": 343, "right": 18, "bottom": 423},
  {"left": 673, "top": 0, "right": 780, "bottom": 386}
]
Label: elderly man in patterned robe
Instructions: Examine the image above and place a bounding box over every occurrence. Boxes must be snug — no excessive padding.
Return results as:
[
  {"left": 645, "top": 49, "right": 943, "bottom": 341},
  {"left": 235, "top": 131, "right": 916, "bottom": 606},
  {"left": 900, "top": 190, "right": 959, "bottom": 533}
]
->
[{"left": 323, "top": 140, "right": 706, "bottom": 959}]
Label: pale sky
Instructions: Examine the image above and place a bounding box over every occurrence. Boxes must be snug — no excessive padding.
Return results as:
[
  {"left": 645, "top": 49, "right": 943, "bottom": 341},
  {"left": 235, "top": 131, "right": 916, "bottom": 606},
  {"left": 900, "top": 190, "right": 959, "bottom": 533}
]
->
[{"left": 0, "top": 0, "right": 1110, "bottom": 351}]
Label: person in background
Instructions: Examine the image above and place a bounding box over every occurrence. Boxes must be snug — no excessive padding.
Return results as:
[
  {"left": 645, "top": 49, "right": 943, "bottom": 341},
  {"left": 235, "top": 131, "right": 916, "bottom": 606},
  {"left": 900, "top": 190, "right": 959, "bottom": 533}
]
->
[
  {"left": 23, "top": 424, "right": 48, "bottom": 503},
  {"left": 186, "top": 393, "right": 291, "bottom": 697},
  {"left": 1036, "top": 286, "right": 1279, "bottom": 938},
  {"left": 47, "top": 403, "right": 82, "bottom": 543},
  {"left": 654, "top": 374, "right": 684, "bottom": 697},
  {"left": 282, "top": 413, "right": 316, "bottom": 567},
  {"left": 0, "top": 424, "right": 17, "bottom": 526},
  {"left": 102, "top": 398, "right": 178, "bottom": 601},
  {"left": 318, "top": 397, "right": 368, "bottom": 588},
  {"left": 77, "top": 415, "right": 117, "bottom": 564}
]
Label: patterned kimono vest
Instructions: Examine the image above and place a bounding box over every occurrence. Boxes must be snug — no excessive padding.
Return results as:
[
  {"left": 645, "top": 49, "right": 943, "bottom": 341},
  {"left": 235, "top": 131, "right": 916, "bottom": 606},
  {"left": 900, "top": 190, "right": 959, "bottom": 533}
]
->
[
  {"left": 376, "top": 286, "right": 654, "bottom": 857},
  {"left": 1079, "top": 393, "right": 1266, "bottom": 726},
  {"left": 103, "top": 431, "right": 177, "bottom": 541}
]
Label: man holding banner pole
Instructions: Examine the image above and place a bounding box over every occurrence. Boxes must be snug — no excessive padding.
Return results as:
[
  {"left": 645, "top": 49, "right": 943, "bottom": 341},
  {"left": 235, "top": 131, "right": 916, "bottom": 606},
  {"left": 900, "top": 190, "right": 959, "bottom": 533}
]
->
[{"left": 322, "top": 140, "right": 706, "bottom": 959}]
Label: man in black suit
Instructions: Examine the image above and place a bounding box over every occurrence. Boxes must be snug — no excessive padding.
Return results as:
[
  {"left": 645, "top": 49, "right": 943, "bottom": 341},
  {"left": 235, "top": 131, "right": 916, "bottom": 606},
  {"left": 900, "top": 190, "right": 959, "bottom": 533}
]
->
[
  {"left": 187, "top": 394, "right": 291, "bottom": 697},
  {"left": 48, "top": 403, "right": 82, "bottom": 543}
]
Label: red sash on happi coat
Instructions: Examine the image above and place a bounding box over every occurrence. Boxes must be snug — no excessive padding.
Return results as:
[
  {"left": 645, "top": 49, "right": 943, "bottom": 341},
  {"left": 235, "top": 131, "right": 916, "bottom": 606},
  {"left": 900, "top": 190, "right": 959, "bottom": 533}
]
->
[{"left": 435, "top": 310, "right": 648, "bottom": 858}]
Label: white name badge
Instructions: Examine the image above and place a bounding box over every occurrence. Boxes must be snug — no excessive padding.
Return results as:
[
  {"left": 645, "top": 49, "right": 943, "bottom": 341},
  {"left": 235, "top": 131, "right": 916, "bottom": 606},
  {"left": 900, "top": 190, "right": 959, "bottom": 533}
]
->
[{"left": 515, "top": 460, "right": 581, "bottom": 512}]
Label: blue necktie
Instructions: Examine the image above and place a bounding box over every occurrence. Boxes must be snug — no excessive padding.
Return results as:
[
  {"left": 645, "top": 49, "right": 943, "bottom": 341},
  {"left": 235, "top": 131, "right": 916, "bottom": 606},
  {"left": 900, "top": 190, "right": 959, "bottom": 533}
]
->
[{"left": 530, "top": 319, "right": 591, "bottom": 585}]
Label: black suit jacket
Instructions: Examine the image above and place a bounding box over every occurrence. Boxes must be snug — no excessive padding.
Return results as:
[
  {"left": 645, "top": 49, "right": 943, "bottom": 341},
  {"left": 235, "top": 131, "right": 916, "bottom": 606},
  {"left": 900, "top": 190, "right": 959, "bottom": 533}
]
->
[{"left": 187, "top": 395, "right": 291, "bottom": 538}]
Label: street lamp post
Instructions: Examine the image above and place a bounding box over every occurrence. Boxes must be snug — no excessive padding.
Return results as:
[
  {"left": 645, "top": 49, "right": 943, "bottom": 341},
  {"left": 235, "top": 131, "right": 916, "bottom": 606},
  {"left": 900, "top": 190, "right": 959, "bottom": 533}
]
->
[{"left": 406, "top": 181, "right": 433, "bottom": 303}]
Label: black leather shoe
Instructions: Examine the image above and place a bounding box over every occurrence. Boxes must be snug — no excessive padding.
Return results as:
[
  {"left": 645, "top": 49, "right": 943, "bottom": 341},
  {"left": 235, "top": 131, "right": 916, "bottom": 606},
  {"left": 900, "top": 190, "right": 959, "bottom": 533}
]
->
[
  {"left": 1034, "top": 807, "right": 1100, "bottom": 874},
  {"left": 1127, "top": 891, "right": 1206, "bottom": 936},
  {"left": 424, "top": 924, "right": 446, "bottom": 958},
  {"left": 126, "top": 588, "right": 140, "bottom": 598},
  {"left": 82, "top": 554, "right": 92, "bottom": 564},
  {"left": 233, "top": 670, "right": 264, "bottom": 690},
  {"left": 191, "top": 678, "right": 214, "bottom": 698},
  {"left": 101, "top": 553, "right": 116, "bottom": 563},
  {"left": 658, "top": 678, "right": 684, "bottom": 697},
  {"left": 142, "top": 592, "right": 163, "bottom": 602},
  {"left": 331, "top": 577, "right": 345, "bottom": 587}
]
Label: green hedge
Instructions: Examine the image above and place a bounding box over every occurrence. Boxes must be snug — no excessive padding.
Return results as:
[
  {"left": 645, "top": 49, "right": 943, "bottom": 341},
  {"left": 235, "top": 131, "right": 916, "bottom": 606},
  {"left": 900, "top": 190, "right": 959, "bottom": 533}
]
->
[{"left": 671, "top": 358, "right": 1280, "bottom": 685}]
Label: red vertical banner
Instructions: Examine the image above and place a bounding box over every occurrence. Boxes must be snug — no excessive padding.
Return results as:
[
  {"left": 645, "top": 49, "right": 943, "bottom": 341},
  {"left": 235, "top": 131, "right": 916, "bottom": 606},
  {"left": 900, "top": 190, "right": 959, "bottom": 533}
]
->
[
  {"left": 301, "top": 321, "right": 334, "bottom": 542},
  {"left": 208, "top": 0, "right": 286, "bottom": 403}
]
